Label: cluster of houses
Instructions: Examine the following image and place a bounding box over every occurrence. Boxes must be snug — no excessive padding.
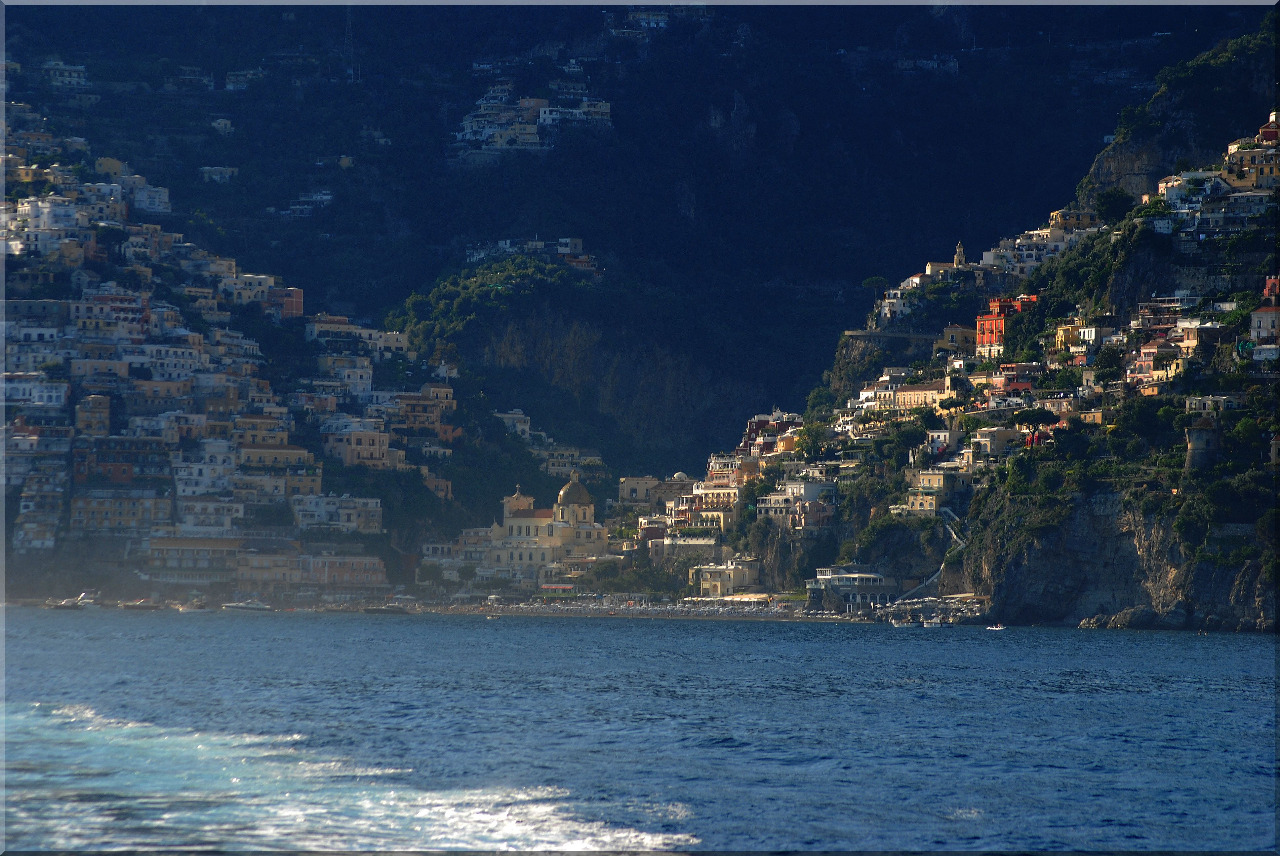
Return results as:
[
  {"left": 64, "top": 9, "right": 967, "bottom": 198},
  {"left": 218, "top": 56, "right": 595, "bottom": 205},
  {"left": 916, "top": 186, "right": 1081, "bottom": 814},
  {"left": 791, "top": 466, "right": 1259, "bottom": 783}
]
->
[
  {"left": 492, "top": 408, "right": 605, "bottom": 480},
  {"left": 878, "top": 112, "right": 1278, "bottom": 350},
  {"left": 466, "top": 236, "right": 599, "bottom": 275},
  {"left": 872, "top": 113, "right": 1279, "bottom": 384},
  {"left": 453, "top": 7, "right": 733, "bottom": 161},
  {"left": 409, "top": 110, "right": 1279, "bottom": 607},
  {"left": 603, "top": 7, "right": 712, "bottom": 39},
  {"left": 1146, "top": 110, "right": 1279, "bottom": 250},
  {"left": 432, "top": 404, "right": 907, "bottom": 608},
  {"left": 420, "top": 406, "right": 847, "bottom": 603},
  {"left": 9, "top": 50, "right": 290, "bottom": 96},
  {"left": 453, "top": 78, "right": 613, "bottom": 162},
  {"left": 4, "top": 130, "right": 465, "bottom": 603}
]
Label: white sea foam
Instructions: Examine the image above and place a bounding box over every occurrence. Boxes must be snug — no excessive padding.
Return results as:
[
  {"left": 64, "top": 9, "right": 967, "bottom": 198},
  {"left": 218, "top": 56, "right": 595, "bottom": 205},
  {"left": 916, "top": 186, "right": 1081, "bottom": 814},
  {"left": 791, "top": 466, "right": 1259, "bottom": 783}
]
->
[
  {"left": 47, "top": 702, "right": 153, "bottom": 730},
  {"left": 8, "top": 701, "right": 699, "bottom": 850}
]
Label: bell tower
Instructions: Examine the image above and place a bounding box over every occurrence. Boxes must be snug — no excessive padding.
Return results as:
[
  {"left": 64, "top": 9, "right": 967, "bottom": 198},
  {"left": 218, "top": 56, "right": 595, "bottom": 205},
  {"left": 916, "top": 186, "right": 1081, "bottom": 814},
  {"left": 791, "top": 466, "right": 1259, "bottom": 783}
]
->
[{"left": 502, "top": 485, "right": 535, "bottom": 522}]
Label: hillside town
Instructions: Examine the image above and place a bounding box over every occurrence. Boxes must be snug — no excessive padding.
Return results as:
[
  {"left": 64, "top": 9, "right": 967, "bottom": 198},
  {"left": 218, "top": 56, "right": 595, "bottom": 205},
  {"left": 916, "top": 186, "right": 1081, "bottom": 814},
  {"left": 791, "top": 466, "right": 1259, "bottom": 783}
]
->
[{"left": 4, "top": 88, "right": 1276, "bottom": 618}]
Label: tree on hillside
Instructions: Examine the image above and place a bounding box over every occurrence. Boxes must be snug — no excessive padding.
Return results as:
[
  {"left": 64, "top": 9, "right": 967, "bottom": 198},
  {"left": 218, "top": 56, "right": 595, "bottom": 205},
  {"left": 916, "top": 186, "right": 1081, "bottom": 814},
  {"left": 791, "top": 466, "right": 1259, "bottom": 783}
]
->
[
  {"left": 1095, "top": 187, "right": 1136, "bottom": 224},
  {"left": 796, "top": 423, "right": 827, "bottom": 461},
  {"left": 1013, "top": 408, "right": 1058, "bottom": 430},
  {"left": 1093, "top": 345, "right": 1124, "bottom": 383}
]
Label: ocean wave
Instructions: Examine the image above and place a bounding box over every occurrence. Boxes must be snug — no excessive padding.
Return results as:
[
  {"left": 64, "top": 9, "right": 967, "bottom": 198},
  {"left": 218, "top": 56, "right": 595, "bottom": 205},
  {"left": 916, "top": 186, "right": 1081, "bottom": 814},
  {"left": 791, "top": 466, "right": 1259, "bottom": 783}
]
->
[{"left": 6, "top": 701, "right": 699, "bottom": 850}]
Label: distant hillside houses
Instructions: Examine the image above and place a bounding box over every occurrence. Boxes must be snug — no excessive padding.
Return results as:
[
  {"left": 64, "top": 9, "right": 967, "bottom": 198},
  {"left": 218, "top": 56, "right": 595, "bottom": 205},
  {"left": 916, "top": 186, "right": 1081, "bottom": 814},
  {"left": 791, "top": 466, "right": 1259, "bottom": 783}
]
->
[
  {"left": 825, "top": 113, "right": 1277, "bottom": 536},
  {"left": 3, "top": 127, "right": 462, "bottom": 600},
  {"left": 611, "top": 409, "right": 834, "bottom": 573},
  {"left": 453, "top": 76, "right": 612, "bottom": 160},
  {"left": 466, "top": 236, "right": 598, "bottom": 273},
  {"left": 42, "top": 60, "right": 88, "bottom": 88},
  {"left": 1139, "top": 112, "right": 1280, "bottom": 248},
  {"left": 493, "top": 408, "right": 605, "bottom": 479}
]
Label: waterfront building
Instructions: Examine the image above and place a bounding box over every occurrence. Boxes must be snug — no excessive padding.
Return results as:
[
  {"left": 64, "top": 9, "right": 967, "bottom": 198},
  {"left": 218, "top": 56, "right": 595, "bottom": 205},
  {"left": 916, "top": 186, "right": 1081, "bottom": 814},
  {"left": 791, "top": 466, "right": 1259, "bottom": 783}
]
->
[{"left": 806, "top": 565, "right": 897, "bottom": 609}]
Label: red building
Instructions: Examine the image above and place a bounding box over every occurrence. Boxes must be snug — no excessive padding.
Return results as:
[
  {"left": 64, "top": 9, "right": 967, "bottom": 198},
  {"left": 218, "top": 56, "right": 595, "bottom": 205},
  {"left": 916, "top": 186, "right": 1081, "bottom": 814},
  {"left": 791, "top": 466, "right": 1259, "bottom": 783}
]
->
[
  {"left": 975, "top": 294, "right": 1038, "bottom": 360},
  {"left": 267, "top": 286, "right": 305, "bottom": 319},
  {"left": 1257, "top": 111, "right": 1279, "bottom": 143},
  {"left": 72, "top": 436, "right": 173, "bottom": 484},
  {"left": 1251, "top": 278, "right": 1279, "bottom": 344}
]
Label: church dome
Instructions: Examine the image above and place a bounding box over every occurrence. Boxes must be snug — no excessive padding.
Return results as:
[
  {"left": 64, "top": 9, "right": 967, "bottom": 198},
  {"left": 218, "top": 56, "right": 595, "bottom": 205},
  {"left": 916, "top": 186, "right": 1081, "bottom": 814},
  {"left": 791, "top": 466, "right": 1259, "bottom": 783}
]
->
[{"left": 557, "top": 470, "right": 593, "bottom": 506}]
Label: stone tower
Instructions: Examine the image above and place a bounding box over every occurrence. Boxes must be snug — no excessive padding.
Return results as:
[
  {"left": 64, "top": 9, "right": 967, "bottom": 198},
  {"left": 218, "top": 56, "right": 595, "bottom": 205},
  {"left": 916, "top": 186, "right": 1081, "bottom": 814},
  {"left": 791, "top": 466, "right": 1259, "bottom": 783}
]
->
[
  {"left": 954, "top": 241, "right": 966, "bottom": 267},
  {"left": 1184, "top": 417, "right": 1220, "bottom": 472}
]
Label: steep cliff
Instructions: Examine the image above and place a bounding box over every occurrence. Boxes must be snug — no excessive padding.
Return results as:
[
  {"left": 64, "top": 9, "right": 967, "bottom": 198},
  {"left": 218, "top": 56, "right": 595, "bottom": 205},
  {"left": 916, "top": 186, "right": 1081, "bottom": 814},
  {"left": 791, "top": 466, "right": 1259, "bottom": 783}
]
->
[
  {"left": 950, "top": 488, "right": 1275, "bottom": 632},
  {"left": 856, "top": 515, "right": 952, "bottom": 588},
  {"left": 822, "top": 333, "right": 935, "bottom": 404},
  {"left": 478, "top": 310, "right": 764, "bottom": 471},
  {"left": 1079, "top": 15, "right": 1276, "bottom": 202}
]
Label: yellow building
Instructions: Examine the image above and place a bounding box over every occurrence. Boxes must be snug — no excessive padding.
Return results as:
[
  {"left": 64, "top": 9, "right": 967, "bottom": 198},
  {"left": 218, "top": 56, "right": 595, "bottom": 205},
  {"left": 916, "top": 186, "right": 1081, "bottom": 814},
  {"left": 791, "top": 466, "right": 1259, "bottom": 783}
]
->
[
  {"left": 934, "top": 325, "right": 977, "bottom": 356},
  {"left": 893, "top": 379, "right": 947, "bottom": 410},
  {"left": 696, "top": 559, "right": 761, "bottom": 597},
  {"left": 1049, "top": 209, "right": 1099, "bottom": 231},
  {"left": 75, "top": 395, "right": 111, "bottom": 437},
  {"left": 320, "top": 418, "right": 405, "bottom": 469},
  {"left": 1055, "top": 323, "right": 1083, "bottom": 351}
]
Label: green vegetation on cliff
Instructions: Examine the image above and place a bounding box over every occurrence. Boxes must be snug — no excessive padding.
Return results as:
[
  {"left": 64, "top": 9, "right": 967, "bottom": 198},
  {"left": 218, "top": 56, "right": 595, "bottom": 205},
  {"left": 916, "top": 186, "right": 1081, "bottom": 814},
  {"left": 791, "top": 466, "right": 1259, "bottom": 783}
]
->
[{"left": 1080, "top": 11, "right": 1277, "bottom": 202}]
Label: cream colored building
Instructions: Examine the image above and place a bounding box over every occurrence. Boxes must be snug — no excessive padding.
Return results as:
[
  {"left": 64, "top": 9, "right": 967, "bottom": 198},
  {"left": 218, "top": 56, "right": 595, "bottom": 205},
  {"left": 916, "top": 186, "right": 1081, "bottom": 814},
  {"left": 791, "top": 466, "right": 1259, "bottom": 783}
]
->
[
  {"left": 694, "top": 558, "right": 761, "bottom": 597},
  {"left": 422, "top": 474, "right": 610, "bottom": 587},
  {"left": 484, "top": 473, "right": 610, "bottom": 586},
  {"left": 320, "top": 416, "right": 405, "bottom": 469}
]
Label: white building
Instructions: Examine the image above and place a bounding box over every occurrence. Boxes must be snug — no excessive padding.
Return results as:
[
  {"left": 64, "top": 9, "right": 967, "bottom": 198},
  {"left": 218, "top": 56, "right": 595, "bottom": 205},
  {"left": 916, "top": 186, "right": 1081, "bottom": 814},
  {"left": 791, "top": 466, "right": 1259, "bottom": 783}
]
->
[
  {"left": 291, "top": 494, "right": 384, "bottom": 534},
  {"left": 2, "top": 372, "right": 69, "bottom": 407},
  {"left": 131, "top": 185, "right": 172, "bottom": 214}
]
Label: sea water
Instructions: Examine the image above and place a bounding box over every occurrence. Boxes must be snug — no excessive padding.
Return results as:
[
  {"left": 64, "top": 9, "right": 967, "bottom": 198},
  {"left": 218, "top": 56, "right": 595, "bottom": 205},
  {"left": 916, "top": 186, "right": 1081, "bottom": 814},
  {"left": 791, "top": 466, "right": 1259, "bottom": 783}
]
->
[{"left": 4, "top": 607, "right": 1275, "bottom": 850}]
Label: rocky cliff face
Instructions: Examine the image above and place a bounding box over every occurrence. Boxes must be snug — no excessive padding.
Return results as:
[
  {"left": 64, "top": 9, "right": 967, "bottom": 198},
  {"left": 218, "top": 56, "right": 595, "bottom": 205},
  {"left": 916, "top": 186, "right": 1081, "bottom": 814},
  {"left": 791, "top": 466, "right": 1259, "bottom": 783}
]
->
[
  {"left": 950, "top": 489, "right": 1275, "bottom": 632},
  {"left": 859, "top": 517, "right": 951, "bottom": 588},
  {"left": 823, "top": 333, "right": 934, "bottom": 404},
  {"left": 1079, "top": 20, "right": 1275, "bottom": 202}
]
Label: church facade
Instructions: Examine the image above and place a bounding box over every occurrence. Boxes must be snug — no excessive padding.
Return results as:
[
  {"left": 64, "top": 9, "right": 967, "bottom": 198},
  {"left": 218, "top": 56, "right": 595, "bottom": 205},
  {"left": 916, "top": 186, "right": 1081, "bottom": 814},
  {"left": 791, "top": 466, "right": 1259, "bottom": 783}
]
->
[{"left": 421, "top": 471, "right": 610, "bottom": 590}]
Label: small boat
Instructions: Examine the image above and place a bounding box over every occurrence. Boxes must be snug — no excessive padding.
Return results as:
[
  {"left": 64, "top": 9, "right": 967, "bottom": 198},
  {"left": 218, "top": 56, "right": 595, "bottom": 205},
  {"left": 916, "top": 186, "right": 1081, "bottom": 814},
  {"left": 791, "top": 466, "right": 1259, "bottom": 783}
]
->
[
  {"left": 922, "top": 617, "right": 943, "bottom": 628},
  {"left": 46, "top": 597, "right": 83, "bottom": 610},
  {"left": 222, "top": 599, "right": 273, "bottom": 612},
  {"left": 121, "top": 599, "right": 166, "bottom": 610},
  {"left": 485, "top": 614, "right": 500, "bottom": 620},
  {"left": 177, "top": 601, "right": 211, "bottom": 613},
  {"left": 890, "top": 617, "right": 922, "bottom": 628},
  {"left": 986, "top": 623, "right": 1006, "bottom": 631}
]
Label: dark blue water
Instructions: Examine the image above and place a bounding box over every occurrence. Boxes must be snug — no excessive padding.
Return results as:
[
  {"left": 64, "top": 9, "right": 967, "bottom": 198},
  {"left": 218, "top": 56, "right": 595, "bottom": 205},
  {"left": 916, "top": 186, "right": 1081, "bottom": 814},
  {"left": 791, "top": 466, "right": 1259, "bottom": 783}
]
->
[{"left": 5, "top": 607, "right": 1275, "bottom": 850}]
